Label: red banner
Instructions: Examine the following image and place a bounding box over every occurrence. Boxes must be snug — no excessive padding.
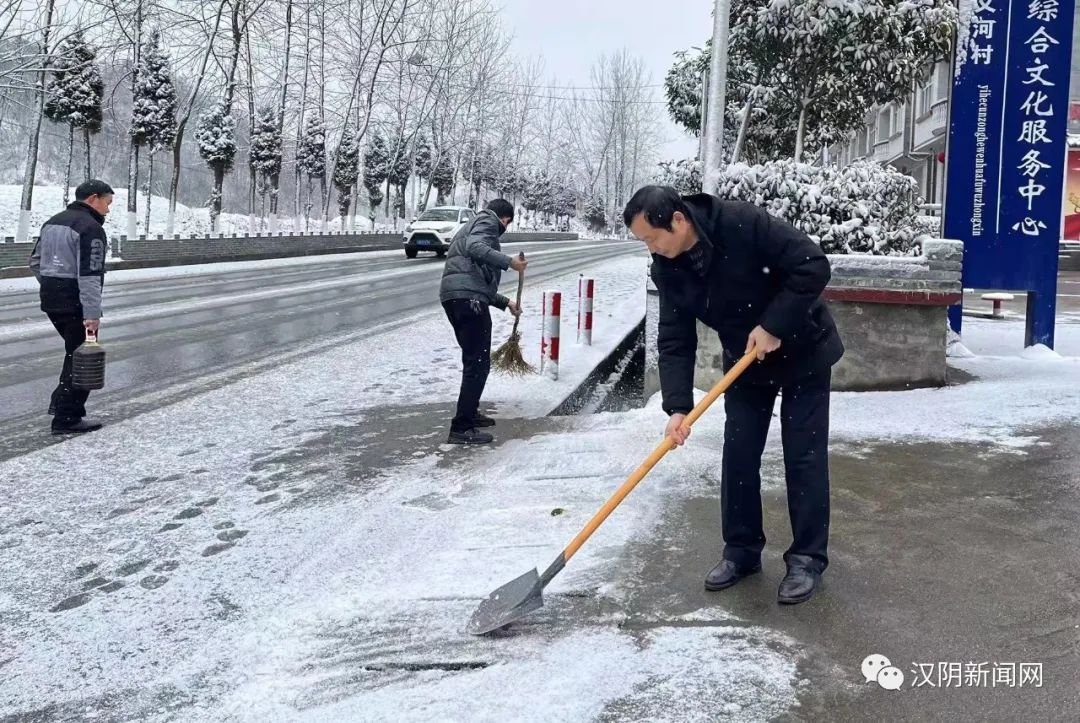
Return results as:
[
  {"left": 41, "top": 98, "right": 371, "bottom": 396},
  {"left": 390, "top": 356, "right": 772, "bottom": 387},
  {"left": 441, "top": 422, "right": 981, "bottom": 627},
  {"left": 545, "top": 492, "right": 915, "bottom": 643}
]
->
[{"left": 1067, "top": 149, "right": 1080, "bottom": 240}]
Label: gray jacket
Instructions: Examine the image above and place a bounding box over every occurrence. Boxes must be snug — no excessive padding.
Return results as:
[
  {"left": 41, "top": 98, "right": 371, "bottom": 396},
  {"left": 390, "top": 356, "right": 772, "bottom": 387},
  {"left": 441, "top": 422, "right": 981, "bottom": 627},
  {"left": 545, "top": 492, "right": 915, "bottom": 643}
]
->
[
  {"left": 439, "top": 209, "right": 512, "bottom": 309},
  {"left": 29, "top": 201, "right": 107, "bottom": 319}
]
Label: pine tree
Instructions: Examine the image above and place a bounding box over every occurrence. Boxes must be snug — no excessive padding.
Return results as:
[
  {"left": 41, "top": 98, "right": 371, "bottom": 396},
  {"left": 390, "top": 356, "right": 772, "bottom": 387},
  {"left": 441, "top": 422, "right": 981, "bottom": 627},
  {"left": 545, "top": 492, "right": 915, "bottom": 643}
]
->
[
  {"left": 553, "top": 183, "right": 576, "bottom": 222},
  {"left": 413, "top": 134, "right": 433, "bottom": 211},
  {"left": 431, "top": 155, "right": 455, "bottom": 206},
  {"left": 296, "top": 114, "right": 326, "bottom": 225},
  {"left": 195, "top": 103, "right": 237, "bottom": 230},
  {"left": 583, "top": 197, "right": 607, "bottom": 233},
  {"left": 44, "top": 31, "right": 104, "bottom": 205},
  {"left": 386, "top": 133, "right": 411, "bottom": 219},
  {"left": 522, "top": 171, "right": 551, "bottom": 215},
  {"left": 250, "top": 105, "right": 283, "bottom": 217},
  {"left": 131, "top": 30, "right": 177, "bottom": 232},
  {"left": 414, "top": 134, "right": 433, "bottom": 181},
  {"left": 363, "top": 133, "right": 389, "bottom": 217},
  {"left": 332, "top": 124, "right": 359, "bottom": 225}
]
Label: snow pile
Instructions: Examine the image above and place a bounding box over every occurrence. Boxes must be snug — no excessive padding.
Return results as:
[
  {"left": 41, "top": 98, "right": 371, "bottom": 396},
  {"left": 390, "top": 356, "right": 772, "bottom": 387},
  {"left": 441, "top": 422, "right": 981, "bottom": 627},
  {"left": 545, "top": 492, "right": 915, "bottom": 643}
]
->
[
  {"left": 830, "top": 316, "right": 1080, "bottom": 447},
  {"left": 946, "top": 329, "right": 976, "bottom": 359},
  {"left": 1019, "top": 343, "right": 1064, "bottom": 362}
]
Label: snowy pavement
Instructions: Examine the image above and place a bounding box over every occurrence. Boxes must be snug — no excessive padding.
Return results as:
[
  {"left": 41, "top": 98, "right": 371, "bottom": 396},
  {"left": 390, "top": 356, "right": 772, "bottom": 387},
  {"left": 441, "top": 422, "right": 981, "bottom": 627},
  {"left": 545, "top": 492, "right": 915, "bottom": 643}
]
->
[
  {"left": 0, "top": 240, "right": 640, "bottom": 460},
  {"left": 2, "top": 254, "right": 1079, "bottom": 720}
]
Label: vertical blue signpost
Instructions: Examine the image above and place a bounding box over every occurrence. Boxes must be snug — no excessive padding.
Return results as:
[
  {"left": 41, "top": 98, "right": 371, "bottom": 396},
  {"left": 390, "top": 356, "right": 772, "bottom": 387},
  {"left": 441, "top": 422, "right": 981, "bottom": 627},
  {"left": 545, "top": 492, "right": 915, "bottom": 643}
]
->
[{"left": 944, "top": 0, "right": 1076, "bottom": 348}]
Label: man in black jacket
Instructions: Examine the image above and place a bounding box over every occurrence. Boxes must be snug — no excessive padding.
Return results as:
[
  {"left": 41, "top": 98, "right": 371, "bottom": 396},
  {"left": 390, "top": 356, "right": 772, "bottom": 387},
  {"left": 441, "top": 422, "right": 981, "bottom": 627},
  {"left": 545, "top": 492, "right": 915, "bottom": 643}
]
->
[
  {"left": 29, "top": 179, "right": 112, "bottom": 435},
  {"left": 624, "top": 185, "right": 843, "bottom": 605},
  {"left": 439, "top": 198, "right": 528, "bottom": 445}
]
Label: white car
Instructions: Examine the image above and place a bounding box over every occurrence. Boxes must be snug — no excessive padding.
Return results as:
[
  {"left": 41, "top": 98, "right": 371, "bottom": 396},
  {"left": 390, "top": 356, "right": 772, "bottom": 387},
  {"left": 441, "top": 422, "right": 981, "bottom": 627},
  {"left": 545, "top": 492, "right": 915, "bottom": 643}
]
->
[{"left": 402, "top": 206, "right": 476, "bottom": 258}]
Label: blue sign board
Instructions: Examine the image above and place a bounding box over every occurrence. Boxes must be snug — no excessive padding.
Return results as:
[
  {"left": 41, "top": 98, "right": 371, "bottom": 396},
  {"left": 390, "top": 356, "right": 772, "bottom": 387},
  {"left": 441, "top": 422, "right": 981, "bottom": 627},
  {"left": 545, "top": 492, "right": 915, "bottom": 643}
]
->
[{"left": 943, "top": 0, "right": 1076, "bottom": 347}]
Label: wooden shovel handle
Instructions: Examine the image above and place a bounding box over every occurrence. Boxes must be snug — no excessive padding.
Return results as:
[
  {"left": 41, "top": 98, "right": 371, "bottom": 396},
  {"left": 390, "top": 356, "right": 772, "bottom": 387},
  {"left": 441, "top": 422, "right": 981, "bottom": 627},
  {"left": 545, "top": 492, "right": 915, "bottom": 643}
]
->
[
  {"left": 510, "top": 252, "right": 525, "bottom": 335},
  {"left": 562, "top": 350, "right": 757, "bottom": 562}
]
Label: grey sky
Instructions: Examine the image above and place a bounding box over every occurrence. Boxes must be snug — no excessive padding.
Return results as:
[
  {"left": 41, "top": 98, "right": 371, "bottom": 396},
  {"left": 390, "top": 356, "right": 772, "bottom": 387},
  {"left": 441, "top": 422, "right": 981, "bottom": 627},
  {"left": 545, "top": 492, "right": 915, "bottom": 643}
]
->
[{"left": 498, "top": 0, "right": 712, "bottom": 160}]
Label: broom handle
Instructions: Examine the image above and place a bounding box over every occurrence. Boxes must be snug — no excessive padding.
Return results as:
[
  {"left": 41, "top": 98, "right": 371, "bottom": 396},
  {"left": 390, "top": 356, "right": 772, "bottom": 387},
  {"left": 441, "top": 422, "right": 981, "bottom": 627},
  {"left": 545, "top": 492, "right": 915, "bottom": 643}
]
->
[
  {"left": 510, "top": 252, "right": 525, "bottom": 334},
  {"left": 560, "top": 351, "right": 757, "bottom": 564}
]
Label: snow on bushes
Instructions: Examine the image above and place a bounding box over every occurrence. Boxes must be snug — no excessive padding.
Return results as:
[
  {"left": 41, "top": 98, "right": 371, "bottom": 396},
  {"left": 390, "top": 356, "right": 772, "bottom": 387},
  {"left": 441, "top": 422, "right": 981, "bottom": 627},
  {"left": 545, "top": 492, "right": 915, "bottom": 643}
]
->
[{"left": 714, "top": 159, "right": 926, "bottom": 255}]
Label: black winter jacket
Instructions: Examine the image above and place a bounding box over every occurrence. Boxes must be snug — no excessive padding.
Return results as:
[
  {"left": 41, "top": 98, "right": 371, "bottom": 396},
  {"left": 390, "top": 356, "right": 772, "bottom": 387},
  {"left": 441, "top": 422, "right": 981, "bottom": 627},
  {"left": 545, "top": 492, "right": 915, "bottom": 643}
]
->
[
  {"left": 29, "top": 202, "right": 108, "bottom": 319},
  {"left": 650, "top": 194, "right": 843, "bottom": 415}
]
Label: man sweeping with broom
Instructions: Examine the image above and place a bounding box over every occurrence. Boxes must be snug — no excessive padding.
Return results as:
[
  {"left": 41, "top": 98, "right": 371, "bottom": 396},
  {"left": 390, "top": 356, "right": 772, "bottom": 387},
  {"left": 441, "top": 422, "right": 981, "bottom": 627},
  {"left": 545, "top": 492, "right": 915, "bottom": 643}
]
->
[{"left": 439, "top": 198, "right": 527, "bottom": 445}]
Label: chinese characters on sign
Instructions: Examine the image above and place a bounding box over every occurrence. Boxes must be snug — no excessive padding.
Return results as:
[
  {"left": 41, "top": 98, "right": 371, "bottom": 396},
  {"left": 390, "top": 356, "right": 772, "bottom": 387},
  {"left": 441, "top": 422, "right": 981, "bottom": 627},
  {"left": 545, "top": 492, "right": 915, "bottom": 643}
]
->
[
  {"left": 909, "top": 662, "right": 1044, "bottom": 689},
  {"left": 944, "top": 0, "right": 1075, "bottom": 346},
  {"left": 970, "top": 0, "right": 998, "bottom": 65},
  {"left": 1010, "top": 1, "right": 1062, "bottom": 237}
]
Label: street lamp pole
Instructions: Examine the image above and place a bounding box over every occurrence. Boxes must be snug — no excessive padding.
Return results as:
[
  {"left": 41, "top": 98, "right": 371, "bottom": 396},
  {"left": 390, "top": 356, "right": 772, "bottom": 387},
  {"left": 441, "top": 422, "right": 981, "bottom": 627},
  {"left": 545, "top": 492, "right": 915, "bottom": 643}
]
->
[{"left": 702, "top": 0, "right": 731, "bottom": 195}]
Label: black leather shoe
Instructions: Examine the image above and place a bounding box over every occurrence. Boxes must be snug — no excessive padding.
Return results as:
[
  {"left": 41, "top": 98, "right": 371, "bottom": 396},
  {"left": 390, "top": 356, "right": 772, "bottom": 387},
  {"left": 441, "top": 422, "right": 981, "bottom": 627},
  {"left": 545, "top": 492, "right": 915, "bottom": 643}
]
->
[
  {"left": 472, "top": 413, "right": 496, "bottom": 428},
  {"left": 704, "top": 559, "right": 761, "bottom": 591},
  {"left": 447, "top": 428, "right": 494, "bottom": 445},
  {"left": 778, "top": 566, "right": 821, "bottom": 604},
  {"left": 52, "top": 419, "right": 103, "bottom": 435}
]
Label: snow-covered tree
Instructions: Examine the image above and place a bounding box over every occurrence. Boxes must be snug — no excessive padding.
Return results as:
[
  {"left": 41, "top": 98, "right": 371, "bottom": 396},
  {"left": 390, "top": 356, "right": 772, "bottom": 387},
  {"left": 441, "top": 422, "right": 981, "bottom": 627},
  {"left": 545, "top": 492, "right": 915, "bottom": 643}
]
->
[
  {"left": 431, "top": 155, "right": 455, "bottom": 206},
  {"left": 664, "top": 23, "right": 793, "bottom": 163},
  {"left": 583, "top": 196, "right": 607, "bottom": 233},
  {"left": 655, "top": 158, "right": 703, "bottom": 194},
  {"left": 667, "top": 0, "right": 955, "bottom": 163},
  {"left": 332, "top": 124, "right": 359, "bottom": 226},
  {"left": 363, "top": 133, "right": 390, "bottom": 216},
  {"left": 250, "top": 105, "right": 283, "bottom": 219},
  {"left": 44, "top": 31, "right": 103, "bottom": 204},
  {"left": 747, "top": 0, "right": 956, "bottom": 159},
  {"left": 195, "top": 103, "right": 237, "bottom": 231},
  {"left": 416, "top": 133, "right": 456, "bottom": 210},
  {"left": 386, "top": 133, "right": 411, "bottom": 219},
  {"left": 414, "top": 134, "right": 434, "bottom": 211},
  {"left": 296, "top": 114, "right": 327, "bottom": 226},
  {"left": 522, "top": 171, "right": 554, "bottom": 225},
  {"left": 130, "top": 30, "right": 177, "bottom": 232},
  {"left": 553, "top": 184, "right": 576, "bottom": 220}
]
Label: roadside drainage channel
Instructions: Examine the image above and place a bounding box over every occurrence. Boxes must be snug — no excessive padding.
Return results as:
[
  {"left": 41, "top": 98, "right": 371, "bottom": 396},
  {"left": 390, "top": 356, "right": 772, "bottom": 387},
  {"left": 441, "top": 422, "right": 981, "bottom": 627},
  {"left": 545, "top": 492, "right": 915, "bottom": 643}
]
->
[{"left": 548, "top": 317, "right": 646, "bottom": 416}]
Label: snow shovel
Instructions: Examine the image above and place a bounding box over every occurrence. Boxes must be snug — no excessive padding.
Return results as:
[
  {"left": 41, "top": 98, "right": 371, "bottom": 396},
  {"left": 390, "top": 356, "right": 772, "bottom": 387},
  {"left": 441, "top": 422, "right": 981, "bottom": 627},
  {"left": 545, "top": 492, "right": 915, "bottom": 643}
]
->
[{"left": 467, "top": 349, "right": 758, "bottom": 635}]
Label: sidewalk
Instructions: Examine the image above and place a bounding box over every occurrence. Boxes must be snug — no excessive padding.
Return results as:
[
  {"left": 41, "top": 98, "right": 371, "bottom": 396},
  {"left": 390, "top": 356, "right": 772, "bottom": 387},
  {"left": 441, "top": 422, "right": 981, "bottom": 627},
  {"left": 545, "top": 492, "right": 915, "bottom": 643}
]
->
[
  {"left": 0, "top": 256, "right": 651, "bottom": 720},
  {"left": 1, "top": 264, "right": 1078, "bottom": 720}
]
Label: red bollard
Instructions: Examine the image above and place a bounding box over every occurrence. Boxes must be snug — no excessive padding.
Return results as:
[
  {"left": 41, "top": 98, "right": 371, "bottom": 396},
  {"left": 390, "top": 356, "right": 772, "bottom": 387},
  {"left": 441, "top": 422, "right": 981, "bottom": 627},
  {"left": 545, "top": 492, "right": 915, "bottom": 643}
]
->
[
  {"left": 578, "top": 276, "right": 594, "bottom": 346},
  {"left": 541, "top": 290, "right": 561, "bottom": 380}
]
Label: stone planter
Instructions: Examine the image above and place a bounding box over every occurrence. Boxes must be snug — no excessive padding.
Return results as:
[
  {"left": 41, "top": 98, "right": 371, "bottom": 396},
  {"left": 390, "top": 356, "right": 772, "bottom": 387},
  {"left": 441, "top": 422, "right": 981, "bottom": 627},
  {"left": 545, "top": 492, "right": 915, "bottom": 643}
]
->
[{"left": 645, "top": 239, "right": 964, "bottom": 395}]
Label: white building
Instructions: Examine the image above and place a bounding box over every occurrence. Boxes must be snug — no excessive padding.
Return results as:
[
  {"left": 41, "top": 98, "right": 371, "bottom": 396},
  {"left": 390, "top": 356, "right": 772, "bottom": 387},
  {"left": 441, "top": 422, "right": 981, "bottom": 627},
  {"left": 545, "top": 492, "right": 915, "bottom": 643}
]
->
[{"left": 828, "top": 60, "right": 952, "bottom": 210}]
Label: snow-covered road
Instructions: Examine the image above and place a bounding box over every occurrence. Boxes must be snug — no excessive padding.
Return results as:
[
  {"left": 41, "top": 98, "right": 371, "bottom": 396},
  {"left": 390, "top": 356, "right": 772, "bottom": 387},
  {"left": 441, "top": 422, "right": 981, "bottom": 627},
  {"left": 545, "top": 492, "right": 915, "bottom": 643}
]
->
[{"left": 0, "top": 240, "right": 641, "bottom": 460}]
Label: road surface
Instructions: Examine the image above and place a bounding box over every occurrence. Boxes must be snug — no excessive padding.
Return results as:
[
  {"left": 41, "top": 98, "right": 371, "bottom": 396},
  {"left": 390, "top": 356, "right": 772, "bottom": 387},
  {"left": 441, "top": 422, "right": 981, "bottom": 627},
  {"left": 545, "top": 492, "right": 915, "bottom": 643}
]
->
[{"left": 0, "top": 239, "right": 643, "bottom": 461}]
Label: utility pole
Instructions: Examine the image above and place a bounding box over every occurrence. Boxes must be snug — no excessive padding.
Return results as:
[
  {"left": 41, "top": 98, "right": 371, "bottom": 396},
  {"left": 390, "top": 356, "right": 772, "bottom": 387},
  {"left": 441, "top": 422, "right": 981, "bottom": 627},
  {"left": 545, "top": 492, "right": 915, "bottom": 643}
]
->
[
  {"left": 702, "top": 0, "right": 730, "bottom": 195},
  {"left": 698, "top": 66, "right": 709, "bottom": 163}
]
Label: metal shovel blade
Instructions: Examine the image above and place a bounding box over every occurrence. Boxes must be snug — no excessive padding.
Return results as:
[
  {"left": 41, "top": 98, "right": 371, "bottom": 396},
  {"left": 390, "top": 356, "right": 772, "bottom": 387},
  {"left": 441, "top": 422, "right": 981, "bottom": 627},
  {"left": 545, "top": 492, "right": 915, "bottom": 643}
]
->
[{"left": 467, "top": 568, "right": 544, "bottom": 635}]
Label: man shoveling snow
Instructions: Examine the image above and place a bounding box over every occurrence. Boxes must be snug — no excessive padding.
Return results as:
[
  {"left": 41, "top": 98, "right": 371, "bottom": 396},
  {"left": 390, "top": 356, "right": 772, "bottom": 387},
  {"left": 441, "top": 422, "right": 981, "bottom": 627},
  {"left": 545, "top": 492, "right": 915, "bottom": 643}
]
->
[{"left": 625, "top": 185, "right": 844, "bottom": 605}]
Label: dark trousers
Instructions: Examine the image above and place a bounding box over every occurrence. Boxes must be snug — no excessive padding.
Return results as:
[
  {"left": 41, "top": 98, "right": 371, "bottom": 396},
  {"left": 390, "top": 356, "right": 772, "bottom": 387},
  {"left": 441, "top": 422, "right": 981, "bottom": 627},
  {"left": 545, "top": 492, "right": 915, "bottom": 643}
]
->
[
  {"left": 720, "top": 368, "right": 831, "bottom": 572},
  {"left": 442, "top": 299, "right": 492, "bottom": 433},
  {"left": 48, "top": 313, "right": 91, "bottom": 426}
]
